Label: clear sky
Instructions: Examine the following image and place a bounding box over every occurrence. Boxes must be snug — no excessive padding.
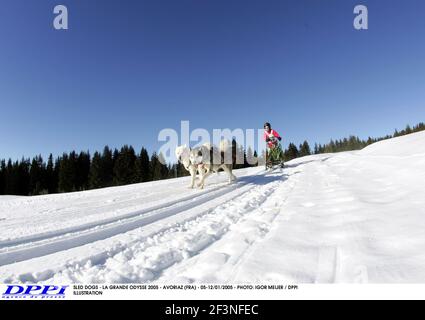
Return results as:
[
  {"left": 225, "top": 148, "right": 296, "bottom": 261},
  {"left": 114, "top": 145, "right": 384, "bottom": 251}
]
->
[{"left": 1, "top": 0, "right": 425, "bottom": 160}]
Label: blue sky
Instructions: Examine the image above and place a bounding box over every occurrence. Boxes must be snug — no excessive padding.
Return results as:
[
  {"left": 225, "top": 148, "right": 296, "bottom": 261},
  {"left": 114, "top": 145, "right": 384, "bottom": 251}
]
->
[{"left": 1, "top": 0, "right": 425, "bottom": 160}]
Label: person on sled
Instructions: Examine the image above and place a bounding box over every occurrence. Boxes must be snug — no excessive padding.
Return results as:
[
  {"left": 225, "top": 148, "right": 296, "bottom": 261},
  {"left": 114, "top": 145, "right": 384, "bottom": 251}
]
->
[{"left": 263, "top": 122, "right": 284, "bottom": 168}]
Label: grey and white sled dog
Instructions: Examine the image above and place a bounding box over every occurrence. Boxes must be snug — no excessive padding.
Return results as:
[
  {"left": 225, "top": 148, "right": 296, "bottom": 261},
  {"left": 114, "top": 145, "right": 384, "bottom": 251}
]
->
[
  {"left": 175, "top": 140, "right": 237, "bottom": 189},
  {"left": 175, "top": 144, "right": 204, "bottom": 189},
  {"left": 189, "top": 140, "right": 237, "bottom": 189}
]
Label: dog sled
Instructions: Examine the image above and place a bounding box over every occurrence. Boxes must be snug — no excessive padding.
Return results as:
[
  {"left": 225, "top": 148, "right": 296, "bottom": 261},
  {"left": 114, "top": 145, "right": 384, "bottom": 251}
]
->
[{"left": 265, "top": 136, "right": 284, "bottom": 170}]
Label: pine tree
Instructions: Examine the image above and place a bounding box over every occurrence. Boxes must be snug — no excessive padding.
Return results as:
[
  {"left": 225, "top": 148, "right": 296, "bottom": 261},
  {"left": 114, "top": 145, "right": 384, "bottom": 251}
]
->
[
  {"left": 246, "top": 147, "right": 256, "bottom": 167},
  {"left": 53, "top": 157, "right": 61, "bottom": 193},
  {"left": 89, "top": 151, "right": 103, "bottom": 189},
  {"left": 113, "top": 145, "right": 137, "bottom": 185},
  {"left": 58, "top": 154, "right": 69, "bottom": 193},
  {"left": 393, "top": 129, "right": 400, "bottom": 137},
  {"left": 168, "top": 164, "right": 177, "bottom": 179},
  {"left": 4, "top": 160, "right": 13, "bottom": 195},
  {"left": 150, "top": 152, "right": 161, "bottom": 181},
  {"left": 135, "top": 147, "right": 150, "bottom": 182},
  {"left": 102, "top": 146, "right": 114, "bottom": 187},
  {"left": 257, "top": 150, "right": 266, "bottom": 166},
  {"left": 158, "top": 153, "right": 169, "bottom": 179},
  {"left": 284, "top": 143, "right": 299, "bottom": 161},
  {"left": 46, "top": 154, "right": 57, "bottom": 194},
  {"left": 243, "top": 148, "right": 248, "bottom": 168},
  {"left": 0, "top": 160, "right": 5, "bottom": 195},
  {"left": 176, "top": 162, "right": 189, "bottom": 177},
  {"left": 16, "top": 158, "right": 30, "bottom": 195},
  {"left": 58, "top": 152, "right": 77, "bottom": 192},
  {"left": 29, "top": 155, "right": 45, "bottom": 195},
  {"left": 367, "top": 137, "right": 374, "bottom": 145},
  {"left": 231, "top": 139, "right": 239, "bottom": 169},
  {"left": 76, "top": 151, "right": 90, "bottom": 191},
  {"left": 253, "top": 150, "right": 258, "bottom": 167},
  {"left": 299, "top": 141, "right": 311, "bottom": 157},
  {"left": 232, "top": 141, "right": 245, "bottom": 169}
]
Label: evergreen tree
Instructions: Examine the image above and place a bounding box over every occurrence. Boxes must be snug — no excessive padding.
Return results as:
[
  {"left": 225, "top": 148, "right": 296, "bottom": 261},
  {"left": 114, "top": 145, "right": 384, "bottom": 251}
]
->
[
  {"left": 367, "top": 137, "right": 374, "bottom": 145},
  {"left": 59, "top": 152, "right": 77, "bottom": 192},
  {"left": 76, "top": 151, "right": 90, "bottom": 191},
  {"left": 16, "top": 158, "right": 30, "bottom": 196},
  {"left": 258, "top": 150, "right": 266, "bottom": 166},
  {"left": 168, "top": 164, "right": 177, "bottom": 179},
  {"left": 53, "top": 157, "right": 61, "bottom": 193},
  {"left": 113, "top": 145, "right": 137, "bottom": 185},
  {"left": 246, "top": 147, "right": 256, "bottom": 167},
  {"left": 102, "top": 146, "right": 114, "bottom": 187},
  {"left": 150, "top": 152, "right": 161, "bottom": 181},
  {"left": 4, "top": 160, "right": 14, "bottom": 195},
  {"left": 299, "top": 141, "right": 311, "bottom": 157},
  {"left": 158, "top": 153, "right": 169, "bottom": 179},
  {"left": 324, "top": 140, "right": 335, "bottom": 153},
  {"left": 232, "top": 141, "right": 245, "bottom": 169},
  {"left": 253, "top": 150, "right": 258, "bottom": 166},
  {"left": 46, "top": 154, "right": 57, "bottom": 194},
  {"left": 176, "top": 162, "right": 189, "bottom": 177},
  {"left": 414, "top": 122, "right": 425, "bottom": 132},
  {"left": 89, "top": 151, "right": 103, "bottom": 189},
  {"left": 231, "top": 139, "right": 239, "bottom": 169},
  {"left": 29, "top": 155, "right": 45, "bottom": 195},
  {"left": 284, "top": 143, "right": 299, "bottom": 161},
  {"left": 243, "top": 148, "right": 248, "bottom": 168},
  {"left": 135, "top": 147, "right": 150, "bottom": 182},
  {"left": 0, "top": 160, "right": 5, "bottom": 195}
]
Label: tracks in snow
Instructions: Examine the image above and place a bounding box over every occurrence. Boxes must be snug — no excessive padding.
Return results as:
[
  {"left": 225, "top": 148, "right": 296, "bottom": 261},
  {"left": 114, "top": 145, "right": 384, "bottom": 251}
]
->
[
  {"left": 0, "top": 171, "right": 282, "bottom": 267},
  {"left": 33, "top": 172, "right": 286, "bottom": 283}
]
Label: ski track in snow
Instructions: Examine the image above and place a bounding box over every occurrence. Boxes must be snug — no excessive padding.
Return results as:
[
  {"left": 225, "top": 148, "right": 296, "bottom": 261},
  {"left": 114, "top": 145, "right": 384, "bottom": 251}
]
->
[
  {"left": 0, "top": 172, "right": 276, "bottom": 266},
  {"left": 0, "top": 168, "right": 288, "bottom": 283}
]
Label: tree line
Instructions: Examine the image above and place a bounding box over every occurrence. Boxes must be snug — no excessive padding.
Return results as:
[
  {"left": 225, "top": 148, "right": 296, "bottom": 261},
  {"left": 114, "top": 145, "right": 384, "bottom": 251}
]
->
[
  {"left": 282, "top": 122, "right": 425, "bottom": 162},
  {"left": 0, "top": 146, "right": 187, "bottom": 196},
  {"left": 1, "top": 123, "right": 423, "bottom": 196},
  {"left": 0, "top": 141, "right": 259, "bottom": 196}
]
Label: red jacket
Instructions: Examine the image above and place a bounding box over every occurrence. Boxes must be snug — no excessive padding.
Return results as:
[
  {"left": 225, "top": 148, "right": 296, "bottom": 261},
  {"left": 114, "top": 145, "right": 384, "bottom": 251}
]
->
[{"left": 264, "top": 129, "right": 282, "bottom": 148}]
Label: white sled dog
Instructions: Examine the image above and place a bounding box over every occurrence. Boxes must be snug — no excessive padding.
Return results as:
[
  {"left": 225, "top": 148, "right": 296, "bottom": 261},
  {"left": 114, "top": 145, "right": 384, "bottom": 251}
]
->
[
  {"left": 189, "top": 140, "right": 237, "bottom": 189},
  {"left": 175, "top": 144, "right": 205, "bottom": 189}
]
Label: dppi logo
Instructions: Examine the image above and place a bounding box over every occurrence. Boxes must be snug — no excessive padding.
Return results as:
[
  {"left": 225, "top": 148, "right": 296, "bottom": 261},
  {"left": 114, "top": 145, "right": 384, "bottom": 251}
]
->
[{"left": 2, "top": 285, "right": 68, "bottom": 299}]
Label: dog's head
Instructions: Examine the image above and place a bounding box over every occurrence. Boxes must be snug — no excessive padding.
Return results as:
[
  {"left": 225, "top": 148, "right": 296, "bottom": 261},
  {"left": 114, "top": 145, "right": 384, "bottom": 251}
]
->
[
  {"left": 189, "top": 146, "right": 210, "bottom": 165},
  {"left": 175, "top": 145, "right": 190, "bottom": 163}
]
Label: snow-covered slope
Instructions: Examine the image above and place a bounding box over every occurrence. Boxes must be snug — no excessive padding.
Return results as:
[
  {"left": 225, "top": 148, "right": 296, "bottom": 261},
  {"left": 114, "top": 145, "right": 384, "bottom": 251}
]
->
[{"left": 1, "top": 131, "right": 425, "bottom": 283}]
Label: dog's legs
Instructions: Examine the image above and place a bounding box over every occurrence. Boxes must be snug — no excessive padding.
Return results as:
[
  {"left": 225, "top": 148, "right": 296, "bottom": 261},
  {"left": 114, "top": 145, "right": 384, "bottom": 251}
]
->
[
  {"left": 198, "top": 168, "right": 212, "bottom": 189},
  {"left": 189, "top": 167, "right": 197, "bottom": 188},
  {"left": 222, "top": 165, "right": 237, "bottom": 184}
]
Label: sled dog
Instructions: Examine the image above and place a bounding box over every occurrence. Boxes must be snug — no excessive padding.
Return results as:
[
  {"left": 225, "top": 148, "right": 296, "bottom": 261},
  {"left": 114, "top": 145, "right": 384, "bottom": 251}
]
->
[
  {"left": 175, "top": 144, "right": 206, "bottom": 189},
  {"left": 189, "top": 140, "right": 237, "bottom": 189}
]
